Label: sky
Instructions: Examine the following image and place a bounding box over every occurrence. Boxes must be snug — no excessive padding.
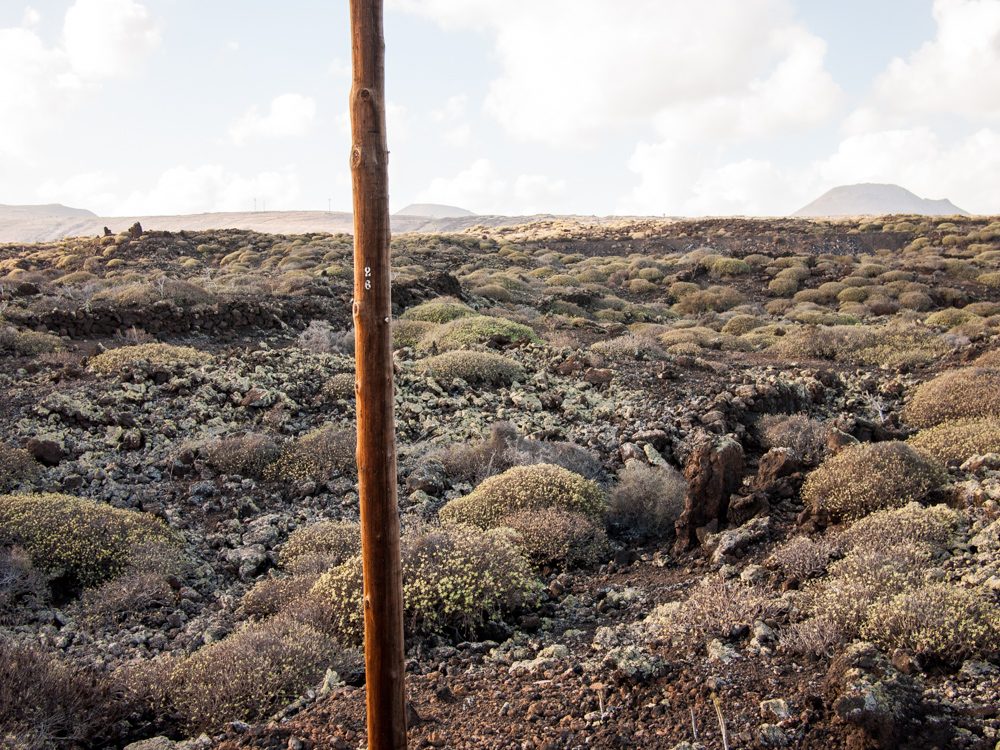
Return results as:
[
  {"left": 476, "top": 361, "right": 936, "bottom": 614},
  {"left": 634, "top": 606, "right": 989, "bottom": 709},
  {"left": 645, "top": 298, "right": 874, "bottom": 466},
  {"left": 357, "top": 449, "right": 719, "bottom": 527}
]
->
[{"left": 1, "top": 0, "right": 999, "bottom": 217}]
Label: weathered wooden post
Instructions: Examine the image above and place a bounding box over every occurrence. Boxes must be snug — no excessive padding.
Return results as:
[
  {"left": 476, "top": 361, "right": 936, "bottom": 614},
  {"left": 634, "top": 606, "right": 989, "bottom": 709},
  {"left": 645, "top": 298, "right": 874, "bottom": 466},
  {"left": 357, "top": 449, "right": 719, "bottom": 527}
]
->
[{"left": 349, "top": 1, "right": 407, "bottom": 748}]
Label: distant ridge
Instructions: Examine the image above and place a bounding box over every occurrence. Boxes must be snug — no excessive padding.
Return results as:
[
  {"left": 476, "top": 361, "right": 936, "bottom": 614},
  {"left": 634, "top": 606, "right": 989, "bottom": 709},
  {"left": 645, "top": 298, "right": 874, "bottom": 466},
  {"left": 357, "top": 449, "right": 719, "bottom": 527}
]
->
[
  {"left": 394, "top": 203, "right": 476, "bottom": 219},
  {"left": 794, "top": 183, "right": 968, "bottom": 217}
]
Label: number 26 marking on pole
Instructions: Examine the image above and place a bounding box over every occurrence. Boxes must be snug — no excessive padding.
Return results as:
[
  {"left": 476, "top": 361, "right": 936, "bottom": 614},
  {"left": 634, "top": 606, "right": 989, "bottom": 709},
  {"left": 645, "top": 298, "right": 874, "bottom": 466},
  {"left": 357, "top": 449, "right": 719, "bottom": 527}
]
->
[{"left": 365, "top": 266, "right": 372, "bottom": 290}]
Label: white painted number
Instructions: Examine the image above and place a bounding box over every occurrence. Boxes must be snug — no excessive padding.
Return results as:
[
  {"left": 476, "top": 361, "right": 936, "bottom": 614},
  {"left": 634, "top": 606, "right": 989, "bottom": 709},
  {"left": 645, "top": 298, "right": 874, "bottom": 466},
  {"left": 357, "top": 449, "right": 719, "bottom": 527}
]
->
[{"left": 364, "top": 266, "right": 372, "bottom": 290}]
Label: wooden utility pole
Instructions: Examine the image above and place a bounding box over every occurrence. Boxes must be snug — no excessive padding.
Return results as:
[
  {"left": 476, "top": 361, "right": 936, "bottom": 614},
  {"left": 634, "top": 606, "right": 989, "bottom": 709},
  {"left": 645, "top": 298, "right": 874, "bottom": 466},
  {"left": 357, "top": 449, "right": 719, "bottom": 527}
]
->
[{"left": 349, "top": 1, "right": 407, "bottom": 748}]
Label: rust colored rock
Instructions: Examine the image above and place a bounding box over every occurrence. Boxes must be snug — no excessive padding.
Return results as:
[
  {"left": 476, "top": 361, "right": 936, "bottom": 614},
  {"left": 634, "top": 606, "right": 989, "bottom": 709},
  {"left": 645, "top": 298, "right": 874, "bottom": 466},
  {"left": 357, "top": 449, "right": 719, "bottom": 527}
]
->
[
  {"left": 582, "top": 368, "right": 614, "bottom": 386},
  {"left": 673, "top": 435, "right": 745, "bottom": 553},
  {"left": 826, "top": 428, "right": 860, "bottom": 455},
  {"left": 755, "top": 447, "right": 800, "bottom": 487}
]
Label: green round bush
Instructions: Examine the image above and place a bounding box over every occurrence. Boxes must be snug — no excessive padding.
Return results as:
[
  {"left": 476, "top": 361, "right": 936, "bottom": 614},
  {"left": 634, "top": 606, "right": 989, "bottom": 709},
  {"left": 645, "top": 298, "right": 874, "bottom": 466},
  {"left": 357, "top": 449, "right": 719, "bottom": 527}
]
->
[
  {"left": 710, "top": 258, "right": 751, "bottom": 277},
  {"left": 414, "top": 350, "right": 525, "bottom": 386},
  {"left": 801, "top": 442, "right": 945, "bottom": 521},
  {"left": 309, "top": 524, "right": 538, "bottom": 643},
  {"left": 165, "top": 616, "right": 336, "bottom": 731},
  {"left": 904, "top": 368, "right": 1000, "bottom": 427},
  {"left": 908, "top": 418, "right": 1000, "bottom": 464},
  {"left": 400, "top": 298, "right": 475, "bottom": 323},
  {"left": 418, "top": 315, "right": 539, "bottom": 351},
  {"left": 439, "top": 463, "right": 606, "bottom": 529},
  {"left": 0, "top": 493, "right": 175, "bottom": 588},
  {"left": 280, "top": 520, "right": 360, "bottom": 575},
  {"left": 500, "top": 508, "right": 610, "bottom": 568}
]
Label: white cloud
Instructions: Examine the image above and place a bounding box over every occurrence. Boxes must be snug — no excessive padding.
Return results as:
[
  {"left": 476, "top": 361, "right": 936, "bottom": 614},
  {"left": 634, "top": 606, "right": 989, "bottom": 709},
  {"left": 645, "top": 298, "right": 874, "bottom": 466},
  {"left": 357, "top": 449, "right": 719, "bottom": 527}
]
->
[
  {"left": 621, "top": 126, "right": 1000, "bottom": 217},
  {"left": 856, "top": 0, "right": 1000, "bottom": 126},
  {"left": 416, "top": 158, "right": 565, "bottom": 214},
  {"left": 816, "top": 127, "right": 1000, "bottom": 214},
  {"left": 431, "top": 94, "right": 472, "bottom": 147},
  {"left": 0, "top": 0, "right": 159, "bottom": 159},
  {"left": 395, "top": 0, "right": 840, "bottom": 147},
  {"left": 37, "top": 165, "right": 303, "bottom": 215},
  {"left": 22, "top": 7, "right": 41, "bottom": 27},
  {"left": 36, "top": 171, "right": 121, "bottom": 213},
  {"left": 119, "top": 165, "right": 302, "bottom": 215},
  {"left": 63, "top": 0, "right": 160, "bottom": 81},
  {"left": 229, "top": 93, "right": 317, "bottom": 145}
]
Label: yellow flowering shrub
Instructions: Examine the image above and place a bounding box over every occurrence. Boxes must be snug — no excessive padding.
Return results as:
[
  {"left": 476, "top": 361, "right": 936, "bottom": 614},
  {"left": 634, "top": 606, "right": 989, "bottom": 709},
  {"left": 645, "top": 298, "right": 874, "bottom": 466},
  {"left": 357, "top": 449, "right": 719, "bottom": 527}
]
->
[
  {"left": 265, "top": 424, "right": 355, "bottom": 482},
  {"left": 861, "top": 584, "right": 1000, "bottom": 663},
  {"left": 414, "top": 350, "right": 525, "bottom": 385},
  {"left": 88, "top": 343, "right": 212, "bottom": 374},
  {"left": 309, "top": 524, "right": 539, "bottom": 644},
  {"left": 903, "top": 368, "right": 1000, "bottom": 427},
  {"left": 908, "top": 418, "right": 1000, "bottom": 463},
  {"left": 0, "top": 493, "right": 175, "bottom": 588},
  {"left": 439, "top": 463, "right": 606, "bottom": 529},
  {"left": 801, "top": 442, "right": 945, "bottom": 521},
  {"left": 279, "top": 520, "right": 360, "bottom": 575}
]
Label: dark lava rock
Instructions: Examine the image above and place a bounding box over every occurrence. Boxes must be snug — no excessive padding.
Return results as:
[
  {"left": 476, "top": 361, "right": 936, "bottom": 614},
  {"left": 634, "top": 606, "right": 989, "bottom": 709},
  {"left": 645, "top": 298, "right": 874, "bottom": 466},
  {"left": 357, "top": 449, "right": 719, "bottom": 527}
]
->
[
  {"left": 26, "top": 437, "right": 65, "bottom": 466},
  {"left": 824, "top": 642, "right": 935, "bottom": 749},
  {"left": 674, "top": 435, "right": 745, "bottom": 553}
]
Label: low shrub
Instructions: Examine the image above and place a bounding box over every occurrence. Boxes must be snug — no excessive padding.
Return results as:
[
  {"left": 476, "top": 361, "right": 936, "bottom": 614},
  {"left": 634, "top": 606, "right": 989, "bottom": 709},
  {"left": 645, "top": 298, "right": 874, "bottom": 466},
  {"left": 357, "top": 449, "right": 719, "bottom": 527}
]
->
[
  {"left": 297, "top": 320, "right": 353, "bottom": 354},
  {"left": 0, "top": 326, "right": 62, "bottom": 356},
  {"left": 309, "top": 524, "right": 538, "bottom": 643},
  {"left": 0, "top": 639, "right": 127, "bottom": 749},
  {"left": 0, "top": 546, "right": 49, "bottom": 624},
  {"left": 91, "top": 278, "right": 216, "bottom": 308},
  {"left": 908, "top": 418, "right": 1000, "bottom": 464},
  {"left": 324, "top": 372, "right": 356, "bottom": 401},
  {"left": 904, "top": 368, "right": 1000, "bottom": 427},
  {"left": 801, "top": 442, "right": 945, "bottom": 521},
  {"left": 401, "top": 298, "right": 475, "bottom": 323},
  {"left": 418, "top": 315, "right": 539, "bottom": 351},
  {"left": 591, "top": 334, "right": 669, "bottom": 361},
  {"left": 0, "top": 493, "right": 176, "bottom": 588},
  {"left": 720, "top": 314, "right": 762, "bottom": 336},
  {"left": 165, "top": 616, "right": 337, "bottom": 732},
  {"left": 501, "top": 508, "right": 610, "bottom": 568},
  {"left": 861, "top": 583, "right": 1000, "bottom": 663},
  {"left": 837, "top": 502, "right": 961, "bottom": 553},
  {"left": 766, "top": 535, "right": 836, "bottom": 582},
  {"left": 439, "top": 464, "right": 606, "bottom": 529},
  {"left": 241, "top": 575, "right": 318, "bottom": 619},
  {"left": 0, "top": 443, "right": 40, "bottom": 492},
  {"left": 758, "top": 414, "right": 828, "bottom": 462},
  {"left": 925, "top": 307, "right": 978, "bottom": 329},
  {"left": 415, "top": 350, "right": 525, "bottom": 386},
  {"left": 673, "top": 285, "right": 744, "bottom": 314},
  {"left": 88, "top": 343, "right": 212, "bottom": 374},
  {"left": 265, "top": 424, "right": 356, "bottom": 482},
  {"left": 280, "top": 520, "right": 360, "bottom": 575},
  {"left": 710, "top": 257, "right": 751, "bottom": 277},
  {"left": 392, "top": 319, "right": 436, "bottom": 349},
  {"left": 204, "top": 433, "right": 280, "bottom": 478},
  {"left": 73, "top": 570, "right": 175, "bottom": 629},
  {"left": 649, "top": 576, "right": 775, "bottom": 647},
  {"left": 608, "top": 461, "right": 686, "bottom": 539}
]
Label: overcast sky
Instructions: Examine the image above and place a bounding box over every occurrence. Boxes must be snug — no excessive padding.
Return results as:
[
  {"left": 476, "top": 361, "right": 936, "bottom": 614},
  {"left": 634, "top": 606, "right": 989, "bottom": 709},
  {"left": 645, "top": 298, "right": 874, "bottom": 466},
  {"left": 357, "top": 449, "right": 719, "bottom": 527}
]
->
[{"left": 1, "top": 0, "right": 998, "bottom": 217}]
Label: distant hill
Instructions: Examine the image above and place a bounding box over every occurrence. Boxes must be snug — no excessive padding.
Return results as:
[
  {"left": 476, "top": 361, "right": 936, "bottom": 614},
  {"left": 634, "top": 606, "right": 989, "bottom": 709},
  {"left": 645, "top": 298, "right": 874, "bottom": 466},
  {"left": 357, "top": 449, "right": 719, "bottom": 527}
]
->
[
  {"left": 394, "top": 203, "right": 476, "bottom": 219},
  {"left": 794, "top": 184, "right": 968, "bottom": 217},
  {"left": 0, "top": 203, "right": 508, "bottom": 243},
  {"left": 0, "top": 203, "right": 103, "bottom": 243}
]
